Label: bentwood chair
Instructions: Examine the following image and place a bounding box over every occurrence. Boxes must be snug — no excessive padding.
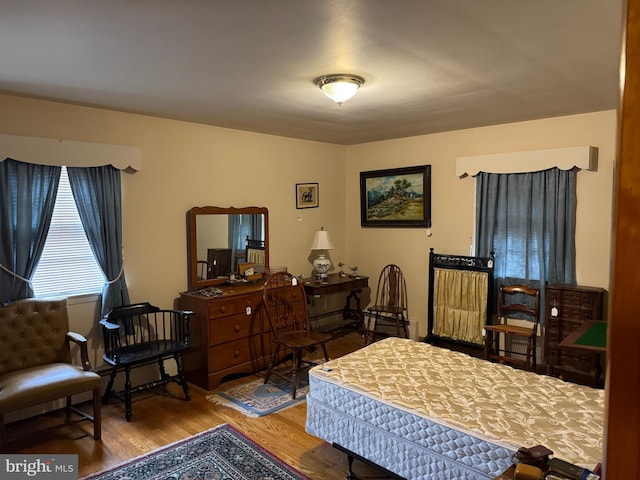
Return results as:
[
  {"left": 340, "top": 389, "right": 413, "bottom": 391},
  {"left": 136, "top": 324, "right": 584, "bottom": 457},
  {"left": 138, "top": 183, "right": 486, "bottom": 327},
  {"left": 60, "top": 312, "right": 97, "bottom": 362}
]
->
[
  {"left": 262, "top": 272, "right": 331, "bottom": 399},
  {"left": 364, "top": 264, "right": 409, "bottom": 345},
  {"left": 484, "top": 285, "right": 541, "bottom": 371}
]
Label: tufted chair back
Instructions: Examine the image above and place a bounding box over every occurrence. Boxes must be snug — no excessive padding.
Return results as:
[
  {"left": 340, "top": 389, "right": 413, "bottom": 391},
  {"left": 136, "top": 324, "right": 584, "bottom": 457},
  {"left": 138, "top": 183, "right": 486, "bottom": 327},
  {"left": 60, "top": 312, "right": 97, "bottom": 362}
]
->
[{"left": 0, "top": 297, "right": 71, "bottom": 375}]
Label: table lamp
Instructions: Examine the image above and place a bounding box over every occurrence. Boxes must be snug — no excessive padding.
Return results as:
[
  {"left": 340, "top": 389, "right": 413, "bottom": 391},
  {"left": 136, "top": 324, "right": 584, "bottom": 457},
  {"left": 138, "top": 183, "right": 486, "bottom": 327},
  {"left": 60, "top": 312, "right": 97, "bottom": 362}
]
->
[{"left": 310, "top": 227, "right": 334, "bottom": 278}]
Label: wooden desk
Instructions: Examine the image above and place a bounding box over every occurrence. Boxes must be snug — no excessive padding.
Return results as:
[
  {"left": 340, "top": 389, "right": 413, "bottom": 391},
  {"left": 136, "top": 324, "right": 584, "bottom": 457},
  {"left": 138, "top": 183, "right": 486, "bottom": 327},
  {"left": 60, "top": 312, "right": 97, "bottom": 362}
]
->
[
  {"left": 559, "top": 320, "right": 607, "bottom": 386},
  {"left": 302, "top": 274, "right": 369, "bottom": 331}
]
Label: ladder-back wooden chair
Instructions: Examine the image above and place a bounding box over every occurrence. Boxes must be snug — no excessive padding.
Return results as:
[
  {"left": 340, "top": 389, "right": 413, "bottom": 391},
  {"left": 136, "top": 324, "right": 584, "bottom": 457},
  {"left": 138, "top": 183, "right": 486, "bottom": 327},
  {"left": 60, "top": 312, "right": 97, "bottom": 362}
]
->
[
  {"left": 262, "top": 272, "right": 331, "bottom": 399},
  {"left": 484, "top": 285, "right": 541, "bottom": 371}
]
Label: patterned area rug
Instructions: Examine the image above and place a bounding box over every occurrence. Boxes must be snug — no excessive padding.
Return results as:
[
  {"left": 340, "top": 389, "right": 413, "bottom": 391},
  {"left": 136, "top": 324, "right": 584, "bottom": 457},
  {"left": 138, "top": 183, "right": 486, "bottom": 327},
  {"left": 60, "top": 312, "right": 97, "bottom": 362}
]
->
[
  {"left": 81, "top": 424, "right": 310, "bottom": 480},
  {"left": 207, "top": 374, "right": 309, "bottom": 417}
]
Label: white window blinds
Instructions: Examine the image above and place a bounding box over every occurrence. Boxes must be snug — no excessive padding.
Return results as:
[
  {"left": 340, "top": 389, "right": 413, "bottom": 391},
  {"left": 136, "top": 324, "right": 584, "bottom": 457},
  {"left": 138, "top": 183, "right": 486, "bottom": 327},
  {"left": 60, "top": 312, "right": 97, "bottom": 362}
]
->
[{"left": 32, "top": 167, "right": 105, "bottom": 297}]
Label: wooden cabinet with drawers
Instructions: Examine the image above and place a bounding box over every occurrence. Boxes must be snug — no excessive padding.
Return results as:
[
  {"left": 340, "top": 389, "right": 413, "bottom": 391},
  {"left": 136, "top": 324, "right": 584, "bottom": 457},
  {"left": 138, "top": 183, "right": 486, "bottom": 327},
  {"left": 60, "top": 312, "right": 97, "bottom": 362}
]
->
[
  {"left": 206, "top": 248, "right": 232, "bottom": 278},
  {"left": 180, "top": 284, "right": 273, "bottom": 390},
  {"left": 544, "top": 284, "right": 606, "bottom": 386}
]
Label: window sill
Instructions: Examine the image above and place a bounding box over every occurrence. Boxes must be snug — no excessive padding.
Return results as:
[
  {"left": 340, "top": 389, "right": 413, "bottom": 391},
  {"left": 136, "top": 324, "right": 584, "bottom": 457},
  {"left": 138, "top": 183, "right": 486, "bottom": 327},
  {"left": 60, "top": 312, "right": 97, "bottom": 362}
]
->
[{"left": 35, "top": 292, "right": 101, "bottom": 306}]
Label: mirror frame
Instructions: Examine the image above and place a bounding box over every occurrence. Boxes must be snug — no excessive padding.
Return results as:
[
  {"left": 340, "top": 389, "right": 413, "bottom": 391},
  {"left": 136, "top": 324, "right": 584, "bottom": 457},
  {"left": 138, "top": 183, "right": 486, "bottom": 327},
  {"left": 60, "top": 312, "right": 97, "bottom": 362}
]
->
[{"left": 186, "top": 206, "right": 269, "bottom": 291}]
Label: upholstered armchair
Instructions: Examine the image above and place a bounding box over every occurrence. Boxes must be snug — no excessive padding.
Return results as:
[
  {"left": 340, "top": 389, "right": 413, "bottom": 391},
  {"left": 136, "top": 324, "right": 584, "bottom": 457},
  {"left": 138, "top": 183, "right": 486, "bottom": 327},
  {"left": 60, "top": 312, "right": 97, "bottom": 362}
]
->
[{"left": 0, "top": 298, "right": 101, "bottom": 449}]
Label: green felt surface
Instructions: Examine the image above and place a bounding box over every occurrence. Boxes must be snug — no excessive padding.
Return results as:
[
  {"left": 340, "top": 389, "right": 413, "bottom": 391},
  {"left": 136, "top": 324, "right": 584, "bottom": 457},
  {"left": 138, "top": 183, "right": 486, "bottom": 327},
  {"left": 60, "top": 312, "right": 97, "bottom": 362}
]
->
[{"left": 576, "top": 322, "right": 607, "bottom": 348}]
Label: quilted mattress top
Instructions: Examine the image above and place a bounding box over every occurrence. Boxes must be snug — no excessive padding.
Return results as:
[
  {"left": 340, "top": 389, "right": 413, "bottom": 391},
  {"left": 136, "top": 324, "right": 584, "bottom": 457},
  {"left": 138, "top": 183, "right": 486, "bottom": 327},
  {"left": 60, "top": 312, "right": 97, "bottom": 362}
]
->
[{"left": 309, "top": 337, "right": 604, "bottom": 468}]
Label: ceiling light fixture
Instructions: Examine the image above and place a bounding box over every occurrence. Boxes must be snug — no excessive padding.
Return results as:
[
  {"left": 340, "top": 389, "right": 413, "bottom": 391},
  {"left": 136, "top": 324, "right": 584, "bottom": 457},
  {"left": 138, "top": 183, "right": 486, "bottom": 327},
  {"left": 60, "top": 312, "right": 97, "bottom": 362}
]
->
[{"left": 314, "top": 74, "right": 365, "bottom": 106}]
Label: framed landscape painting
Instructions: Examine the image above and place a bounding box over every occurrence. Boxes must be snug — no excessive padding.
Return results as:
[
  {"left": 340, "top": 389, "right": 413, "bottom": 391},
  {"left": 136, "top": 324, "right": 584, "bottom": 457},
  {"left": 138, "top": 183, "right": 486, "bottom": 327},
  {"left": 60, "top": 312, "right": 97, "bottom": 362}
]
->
[{"left": 360, "top": 165, "right": 431, "bottom": 227}]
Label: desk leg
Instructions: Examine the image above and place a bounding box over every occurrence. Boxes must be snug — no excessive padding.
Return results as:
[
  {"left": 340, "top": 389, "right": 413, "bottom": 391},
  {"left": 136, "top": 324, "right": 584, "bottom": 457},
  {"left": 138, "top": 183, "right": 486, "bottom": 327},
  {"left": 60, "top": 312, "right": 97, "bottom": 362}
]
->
[
  {"left": 342, "top": 289, "right": 364, "bottom": 332},
  {"left": 594, "top": 352, "right": 604, "bottom": 388}
]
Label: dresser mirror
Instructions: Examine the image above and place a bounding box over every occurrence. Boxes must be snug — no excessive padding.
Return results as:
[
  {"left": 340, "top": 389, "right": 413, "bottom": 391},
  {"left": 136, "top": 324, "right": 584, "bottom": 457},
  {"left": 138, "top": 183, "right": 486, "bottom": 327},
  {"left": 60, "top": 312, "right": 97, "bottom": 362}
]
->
[{"left": 186, "top": 206, "right": 269, "bottom": 290}]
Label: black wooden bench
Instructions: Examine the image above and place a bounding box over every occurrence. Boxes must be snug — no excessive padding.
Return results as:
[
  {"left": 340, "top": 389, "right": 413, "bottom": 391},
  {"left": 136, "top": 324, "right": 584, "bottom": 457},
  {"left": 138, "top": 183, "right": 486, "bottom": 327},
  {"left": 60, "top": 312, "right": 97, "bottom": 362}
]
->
[{"left": 100, "top": 302, "right": 192, "bottom": 421}]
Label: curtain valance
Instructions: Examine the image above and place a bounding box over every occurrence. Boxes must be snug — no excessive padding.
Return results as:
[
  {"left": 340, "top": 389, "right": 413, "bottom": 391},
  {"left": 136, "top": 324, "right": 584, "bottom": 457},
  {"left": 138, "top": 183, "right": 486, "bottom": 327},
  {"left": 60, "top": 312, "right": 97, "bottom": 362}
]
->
[
  {"left": 456, "top": 145, "right": 597, "bottom": 178},
  {"left": 0, "top": 134, "right": 141, "bottom": 171}
]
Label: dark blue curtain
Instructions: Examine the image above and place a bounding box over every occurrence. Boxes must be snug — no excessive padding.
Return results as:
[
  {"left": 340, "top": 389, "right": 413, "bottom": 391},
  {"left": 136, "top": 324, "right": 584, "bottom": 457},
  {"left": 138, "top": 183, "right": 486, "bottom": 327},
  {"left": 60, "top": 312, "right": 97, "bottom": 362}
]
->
[
  {"left": 475, "top": 167, "right": 577, "bottom": 317},
  {"left": 0, "top": 158, "right": 60, "bottom": 302},
  {"left": 228, "top": 214, "right": 264, "bottom": 270},
  {"left": 67, "top": 165, "right": 130, "bottom": 315}
]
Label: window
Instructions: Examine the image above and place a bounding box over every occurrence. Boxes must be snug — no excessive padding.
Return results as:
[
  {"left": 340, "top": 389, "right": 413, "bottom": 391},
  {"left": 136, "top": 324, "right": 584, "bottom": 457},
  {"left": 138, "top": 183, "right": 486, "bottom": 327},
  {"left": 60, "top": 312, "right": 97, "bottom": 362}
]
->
[
  {"left": 32, "top": 167, "right": 105, "bottom": 297},
  {"left": 475, "top": 168, "right": 577, "bottom": 311}
]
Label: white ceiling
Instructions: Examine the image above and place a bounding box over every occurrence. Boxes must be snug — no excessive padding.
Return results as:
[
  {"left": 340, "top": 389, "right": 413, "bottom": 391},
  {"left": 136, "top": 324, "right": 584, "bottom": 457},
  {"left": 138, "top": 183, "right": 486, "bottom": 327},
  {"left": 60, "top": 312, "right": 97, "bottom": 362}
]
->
[{"left": 0, "top": 1, "right": 623, "bottom": 145}]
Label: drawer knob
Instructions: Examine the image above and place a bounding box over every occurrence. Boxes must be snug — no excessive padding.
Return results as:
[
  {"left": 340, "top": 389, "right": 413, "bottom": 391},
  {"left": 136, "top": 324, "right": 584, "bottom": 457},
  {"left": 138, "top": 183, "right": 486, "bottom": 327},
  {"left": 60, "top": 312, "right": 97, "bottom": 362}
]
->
[
  {"left": 220, "top": 305, "right": 226, "bottom": 313},
  {"left": 234, "top": 350, "right": 240, "bottom": 357},
  {"left": 234, "top": 324, "right": 240, "bottom": 332}
]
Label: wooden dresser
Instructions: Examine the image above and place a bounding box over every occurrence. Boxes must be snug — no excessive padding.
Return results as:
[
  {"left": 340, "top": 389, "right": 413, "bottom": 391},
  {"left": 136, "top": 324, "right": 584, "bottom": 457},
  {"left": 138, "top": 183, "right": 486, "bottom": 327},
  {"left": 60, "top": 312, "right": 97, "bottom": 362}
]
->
[
  {"left": 180, "top": 283, "right": 274, "bottom": 390},
  {"left": 544, "top": 284, "right": 606, "bottom": 386}
]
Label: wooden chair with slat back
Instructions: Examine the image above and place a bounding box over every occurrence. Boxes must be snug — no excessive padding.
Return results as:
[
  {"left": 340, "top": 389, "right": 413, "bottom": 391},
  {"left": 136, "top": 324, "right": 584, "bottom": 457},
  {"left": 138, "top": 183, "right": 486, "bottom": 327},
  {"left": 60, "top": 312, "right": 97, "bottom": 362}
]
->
[
  {"left": 484, "top": 284, "right": 541, "bottom": 371},
  {"left": 364, "top": 264, "right": 409, "bottom": 345},
  {"left": 262, "top": 272, "right": 331, "bottom": 399}
]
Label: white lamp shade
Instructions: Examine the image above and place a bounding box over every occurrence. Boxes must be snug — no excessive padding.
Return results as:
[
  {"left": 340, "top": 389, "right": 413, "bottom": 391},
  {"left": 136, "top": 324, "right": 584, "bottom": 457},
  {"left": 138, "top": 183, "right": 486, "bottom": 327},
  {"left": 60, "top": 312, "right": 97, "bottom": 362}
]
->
[{"left": 310, "top": 229, "right": 334, "bottom": 250}]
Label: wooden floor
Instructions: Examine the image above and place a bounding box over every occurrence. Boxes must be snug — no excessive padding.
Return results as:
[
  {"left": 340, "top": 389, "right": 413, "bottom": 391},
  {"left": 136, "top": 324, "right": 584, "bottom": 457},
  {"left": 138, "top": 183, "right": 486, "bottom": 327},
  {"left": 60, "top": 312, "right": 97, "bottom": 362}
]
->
[{"left": 7, "top": 329, "right": 394, "bottom": 480}]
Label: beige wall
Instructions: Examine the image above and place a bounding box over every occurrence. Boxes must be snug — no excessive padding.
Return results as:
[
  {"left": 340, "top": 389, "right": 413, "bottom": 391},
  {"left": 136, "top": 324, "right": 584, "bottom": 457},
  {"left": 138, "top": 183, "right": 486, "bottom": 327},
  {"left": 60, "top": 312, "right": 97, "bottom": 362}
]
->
[
  {"left": 0, "top": 93, "right": 616, "bottom": 354},
  {"left": 0, "top": 93, "right": 346, "bottom": 367},
  {"left": 346, "top": 110, "right": 616, "bottom": 338}
]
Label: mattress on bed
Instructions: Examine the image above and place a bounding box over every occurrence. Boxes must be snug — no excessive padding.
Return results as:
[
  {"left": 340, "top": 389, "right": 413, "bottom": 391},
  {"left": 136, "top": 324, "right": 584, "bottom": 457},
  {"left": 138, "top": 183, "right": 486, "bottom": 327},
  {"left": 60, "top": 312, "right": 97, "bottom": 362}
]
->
[{"left": 305, "top": 337, "right": 604, "bottom": 479}]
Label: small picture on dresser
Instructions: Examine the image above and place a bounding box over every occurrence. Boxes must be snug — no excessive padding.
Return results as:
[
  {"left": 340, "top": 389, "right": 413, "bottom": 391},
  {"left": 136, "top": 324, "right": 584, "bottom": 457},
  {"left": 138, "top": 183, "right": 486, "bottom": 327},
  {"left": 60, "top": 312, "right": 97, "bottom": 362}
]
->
[{"left": 296, "top": 182, "right": 319, "bottom": 209}]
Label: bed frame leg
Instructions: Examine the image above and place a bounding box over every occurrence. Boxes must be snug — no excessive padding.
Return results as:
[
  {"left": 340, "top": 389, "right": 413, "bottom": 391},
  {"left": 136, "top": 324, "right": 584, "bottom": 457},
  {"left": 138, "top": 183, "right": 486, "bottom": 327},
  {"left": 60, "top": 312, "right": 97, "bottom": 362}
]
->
[
  {"left": 333, "top": 443, "right": 403, "bottom": 480},
  {"left": 346, "top": 453, "right": 357, "bottom": 480}
]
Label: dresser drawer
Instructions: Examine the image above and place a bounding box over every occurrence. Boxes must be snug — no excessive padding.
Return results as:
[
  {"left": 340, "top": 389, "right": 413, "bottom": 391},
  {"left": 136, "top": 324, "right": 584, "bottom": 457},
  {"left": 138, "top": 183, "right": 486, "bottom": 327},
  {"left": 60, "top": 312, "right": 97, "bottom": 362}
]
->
[
  {"left": 545, "top": 328, "right": 561, "bottom": 345},
  {"left": 208, "top": 294, "right": 261, "bottom": 319},
  {"left": 209, "top": 313, "right": 262, "bottom": 345},
  {"left": 546, "top": 347, "right": 559, "bottom": 365},
  {"left": 557, "top": 349, "right": 597, "bottom": 371},
  {"left": 556, "top": 318, "right": 583, "bottom": 336},
  {"left": 577, "top": 292, "right": 598, "bottom": 309},
  {"left": 549, "top": 289, "right": 583, "bottom": 307},
  {"left": 552, "top": 306, "right": 582, "bottom": 318},
  {"left": 552, "top": 307, "right": 598, "bottom": 320},
  {"left": 208, "top": 336, "right": 262, "bottom": 372},
  {"left": 545, "top": 317, "right": 582, "bottom": 337}
]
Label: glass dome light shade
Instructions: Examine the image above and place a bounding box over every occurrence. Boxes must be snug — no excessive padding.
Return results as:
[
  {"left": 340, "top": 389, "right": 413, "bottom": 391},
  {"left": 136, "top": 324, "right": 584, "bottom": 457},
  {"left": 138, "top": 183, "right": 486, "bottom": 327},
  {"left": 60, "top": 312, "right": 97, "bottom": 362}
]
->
[{"left": 315, "top": 74, "right": 365, "bottom": 106}]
